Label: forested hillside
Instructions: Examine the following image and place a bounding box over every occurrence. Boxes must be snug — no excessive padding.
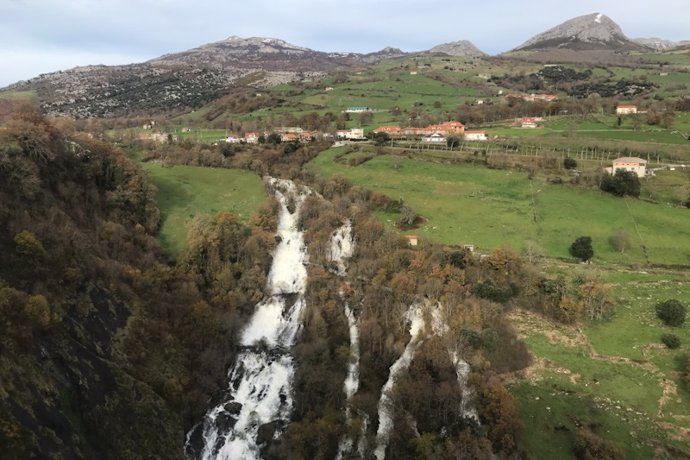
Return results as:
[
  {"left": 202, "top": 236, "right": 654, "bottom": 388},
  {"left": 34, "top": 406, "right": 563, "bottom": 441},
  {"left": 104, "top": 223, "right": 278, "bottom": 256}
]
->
[{"left": 0, "top": 107, "right": 276, "bottom": 459}]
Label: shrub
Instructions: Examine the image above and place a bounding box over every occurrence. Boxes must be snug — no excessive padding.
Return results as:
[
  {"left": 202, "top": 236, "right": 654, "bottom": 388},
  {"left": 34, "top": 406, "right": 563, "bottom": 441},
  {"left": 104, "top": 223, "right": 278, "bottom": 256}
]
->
[
  {"left": 574, "top": 428, "right": 623, "bottom": 460},
  {"left": 569, "top": 236, "right": 594, "bottom": 262},
  {"left": 600, "top": 170, "right": 640, "bottom": 198},
  {"left": 609, "top": 229, "right": 632, "bottom": 254},
  {"left": 655, "top": 299, "right": 687, "bottom": 327},
  {"left": 472, "top": 281, "right": 517, "bottom": 303},
  {"left": 661, "top": 333, "right": 681, "bottom": 349},
  {"left": 563, "top": 157, "right": 577, "bottom": 169}
]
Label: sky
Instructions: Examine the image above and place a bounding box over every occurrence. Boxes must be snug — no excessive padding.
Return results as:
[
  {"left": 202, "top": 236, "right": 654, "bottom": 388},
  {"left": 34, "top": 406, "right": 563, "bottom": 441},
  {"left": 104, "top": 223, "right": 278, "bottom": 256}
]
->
[{"left": 1, "top": 0, "right": 689, "bottom": 87}]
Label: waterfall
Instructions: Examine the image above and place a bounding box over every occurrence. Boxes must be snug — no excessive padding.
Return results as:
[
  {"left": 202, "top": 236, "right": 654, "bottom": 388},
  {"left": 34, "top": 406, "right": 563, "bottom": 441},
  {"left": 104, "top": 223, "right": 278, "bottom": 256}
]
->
[
  {"left": 185, "top": 178, "right": 310, "bottom": 460},
  {"left": 451, "top": 352, "right": 480, "bottom": 421},
  {"left": 373, "top": 304, "right": 425, "bottom": 460},
  {"left": 328, "top": 221, "right": 365, "bottom": 460},
  {"left": 372, "top": 302, "right": 480, "bottom": 459}
]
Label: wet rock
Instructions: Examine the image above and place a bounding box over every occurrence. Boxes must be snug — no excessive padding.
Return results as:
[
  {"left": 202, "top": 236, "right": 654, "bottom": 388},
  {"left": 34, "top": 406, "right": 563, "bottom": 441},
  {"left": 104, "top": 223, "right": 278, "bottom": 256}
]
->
[
  {"left": 256, "top": 420, "right": 281, "bottom": 446},
  {"left": 214, "top": 411, "right": 238, "bottom": 433},
  {"left": 224, "top": 402, "right": 243, "bottom": 415}
]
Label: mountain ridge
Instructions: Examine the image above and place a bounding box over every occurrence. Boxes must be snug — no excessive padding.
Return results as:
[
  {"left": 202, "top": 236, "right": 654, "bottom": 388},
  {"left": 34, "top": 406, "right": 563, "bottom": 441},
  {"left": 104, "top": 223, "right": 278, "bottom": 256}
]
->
[{"left": 514, "top": 13, "right": 650, "bottom": 52}]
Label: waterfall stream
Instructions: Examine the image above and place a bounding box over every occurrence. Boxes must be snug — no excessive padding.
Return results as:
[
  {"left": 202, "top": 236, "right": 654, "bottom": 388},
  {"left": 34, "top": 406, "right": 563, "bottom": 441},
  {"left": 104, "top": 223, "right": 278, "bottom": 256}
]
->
[
  {"left": 373, "top": 304, "right": 424, "bottom": 460},
  {"left": 185, "top": 178, "right": 309, "bottom": 460}
]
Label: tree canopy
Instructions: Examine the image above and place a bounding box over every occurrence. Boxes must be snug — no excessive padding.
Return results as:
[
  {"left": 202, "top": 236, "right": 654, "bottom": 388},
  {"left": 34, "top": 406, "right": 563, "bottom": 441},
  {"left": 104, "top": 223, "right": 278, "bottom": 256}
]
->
[{"left": 569, "top": 236, "right": 594, "bottom": 262}]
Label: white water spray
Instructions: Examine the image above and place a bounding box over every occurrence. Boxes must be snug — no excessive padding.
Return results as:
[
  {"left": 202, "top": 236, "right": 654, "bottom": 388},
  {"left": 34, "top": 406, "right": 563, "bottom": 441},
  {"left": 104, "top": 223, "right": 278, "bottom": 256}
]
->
[
  {"left": 373, "top": 304, "right": 425, "bottom": 460},
  {"left": 186, "top": 178, "right": 310, "bottom": 460},
  {"left": 328, "top": 221, "right": 365, "bottom": 460},
  {"left": 372, "top": 302, "right": 481, "bottom": 459}
]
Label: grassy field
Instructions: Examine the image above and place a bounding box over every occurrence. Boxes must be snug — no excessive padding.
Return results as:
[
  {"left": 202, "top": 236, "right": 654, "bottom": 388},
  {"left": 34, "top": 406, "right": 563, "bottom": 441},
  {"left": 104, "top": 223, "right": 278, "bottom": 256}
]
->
[
  {"left": 511, "top": 268, "right": 690, "bottom": 458},
  {"left": 306, "top": 147, "right": 690, "bottom": 266},
  {"left": 142, "top": 163, "right": 265, "bottom": 256}
]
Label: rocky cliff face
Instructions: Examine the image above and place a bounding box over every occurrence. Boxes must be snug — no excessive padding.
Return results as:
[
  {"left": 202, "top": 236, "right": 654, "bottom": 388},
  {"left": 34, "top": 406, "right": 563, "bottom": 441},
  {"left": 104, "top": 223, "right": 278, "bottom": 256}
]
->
[{"left": 515, "top": 13, "right": 650, "bottom": 52}]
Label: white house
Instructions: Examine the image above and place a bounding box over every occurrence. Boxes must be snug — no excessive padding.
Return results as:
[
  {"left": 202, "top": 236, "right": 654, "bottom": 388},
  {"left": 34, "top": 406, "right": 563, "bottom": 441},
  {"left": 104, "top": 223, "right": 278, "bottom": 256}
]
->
[
  {"left": 345, "top": 107, "right": 371, "bottom": 113},
  {"left": 616, "top": 105, "right": 638, "bottom": 115},
  {"left": 464, "top": 130, "right": 488, "bottom": 141},
  {"left": 422, "top": 132, "right": 447, "bottom": 144},
  {"left": 405, "top": 235, "right": 419, "bottom": 247},
  {"left": 244, "top": 132, "right": 259, "bottom": 144},
  {"left": 607, "top": 157, "right": 647, "bottom": 178},
  {"left": 336, "top": 128, "right": 365, "bottom": 140}
]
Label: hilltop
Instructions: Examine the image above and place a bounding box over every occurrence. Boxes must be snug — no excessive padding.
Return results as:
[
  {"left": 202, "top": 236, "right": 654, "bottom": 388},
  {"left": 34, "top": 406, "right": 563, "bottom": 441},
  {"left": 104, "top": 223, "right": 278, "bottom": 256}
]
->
[{"left": 514, "top": 13, "right": 649, "bottom": 52}]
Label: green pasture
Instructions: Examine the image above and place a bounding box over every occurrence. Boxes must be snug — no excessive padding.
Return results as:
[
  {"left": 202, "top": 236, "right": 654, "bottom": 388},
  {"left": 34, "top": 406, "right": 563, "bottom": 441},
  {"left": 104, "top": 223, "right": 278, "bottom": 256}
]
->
[
  {"left": 513, "top": 268, "right": 690, "bottom": 458},
  {"left": 512, "top": 379, "right": 672, "bottom": 459},
  {"left": 142, "top": 163, "right": 265, "bottom": 257},
  {"left": 306, "top": 147, "right": 690, "bottom": 266}
]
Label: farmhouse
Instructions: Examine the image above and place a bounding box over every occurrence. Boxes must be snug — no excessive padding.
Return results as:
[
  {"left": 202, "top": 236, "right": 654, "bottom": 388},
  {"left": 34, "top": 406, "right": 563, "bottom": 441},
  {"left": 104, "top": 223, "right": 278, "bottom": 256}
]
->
[
  {"left": 403, "top": 127, "right": 433, "bottom": 136},
  {"left": 405, "top": 235, "right": 419, "bottom": 247},
  {"left": 422, "top": 132, "right": 447, "bottom": 144},
  {"left": 606, "top": 157, "right": 647, "bottom": 177},
  {"left": 281, "top": 133, "right": 299, "bottom": 142},
  {"left": 520, "top": 118, "right": 539, "bottom": 129},
  {"left": 431, "top": 121, "right": 465, "bottom": 135},
  {"left": 244, "top": 132, "right": 259, "bottom": 144},
  {"left": 336, "top": 128, "right": 365, "bottom": 140},
  {"left": 524, "top": 93, "right": 558, "bottom": 102},
  {"left": 464, "top": 130, "right": 488, "bottom": 141},
  {"left": 345, "top": 107, "right": 371, "bottom": 113},
  {"left": 373, "top": 126, "right": 403, "bottom": 136},
  {"left": 616, "top": 105, "right": 638, "bottom": 115}
]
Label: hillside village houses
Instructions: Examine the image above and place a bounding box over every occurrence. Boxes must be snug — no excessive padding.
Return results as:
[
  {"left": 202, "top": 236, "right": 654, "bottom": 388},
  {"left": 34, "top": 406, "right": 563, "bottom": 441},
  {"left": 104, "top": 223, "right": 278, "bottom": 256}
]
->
[
  {"left": 506, "top": 93, "right": 558, "bottom": 103},
  {"left": 616, "top": 105, "right": 638, "bottom": 115},
  {"left": 464, "top": 130, "right": 488, "bottom": 141},
  {"left": 422, "top": 132, "right": 447, "bottom": 144},
  {"left": 373, "top": 121, "right": 465, "bottom": 138},
  {"left": 519, "top": 117, "right": 543, "bottom": 129},
  {"left": 344, "top": 106, "right": 371, "bottom": 113},
  {"left": 337, "top": 128, "right": 365, "bottom": 140},
  {"left": 605, "top": 157, "right": 648, "bottom": 177}
]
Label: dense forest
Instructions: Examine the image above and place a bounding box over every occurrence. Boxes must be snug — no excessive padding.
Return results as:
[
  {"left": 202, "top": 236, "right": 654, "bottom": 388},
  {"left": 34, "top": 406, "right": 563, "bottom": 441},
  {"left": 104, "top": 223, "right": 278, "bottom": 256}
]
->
[{"left": 0, "top": 107, "right": 622, "bottom": 459}]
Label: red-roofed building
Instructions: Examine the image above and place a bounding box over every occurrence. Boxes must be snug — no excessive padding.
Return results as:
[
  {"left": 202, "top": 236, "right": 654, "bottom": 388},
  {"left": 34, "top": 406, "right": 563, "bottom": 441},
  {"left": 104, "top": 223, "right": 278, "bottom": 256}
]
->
[
  {"left": 616, "top": 105, "right": 638, "bottom": 115},
  {"left": 373, "top": 126, "right": 403, "bottom": 135}
]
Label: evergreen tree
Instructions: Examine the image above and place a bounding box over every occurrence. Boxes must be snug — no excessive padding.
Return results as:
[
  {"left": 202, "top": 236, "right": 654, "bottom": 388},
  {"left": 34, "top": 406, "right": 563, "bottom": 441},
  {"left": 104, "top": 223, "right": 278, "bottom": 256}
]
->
[{"left": 569, "top": 236, "right": 594, "bottom": 262}]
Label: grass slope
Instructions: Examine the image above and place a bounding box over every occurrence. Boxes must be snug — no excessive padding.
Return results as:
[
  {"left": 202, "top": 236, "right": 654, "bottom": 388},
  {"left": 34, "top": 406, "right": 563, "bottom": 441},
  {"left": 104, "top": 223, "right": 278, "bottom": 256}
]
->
[
  {"left": 512, "top": 269, "right": 690, "bottom": 458},
  {"left": 142, "top": 163, "right": 265, "bottom": 256},
  {"left": 306, "top": 147, "right": 690, "bottom": 266}
]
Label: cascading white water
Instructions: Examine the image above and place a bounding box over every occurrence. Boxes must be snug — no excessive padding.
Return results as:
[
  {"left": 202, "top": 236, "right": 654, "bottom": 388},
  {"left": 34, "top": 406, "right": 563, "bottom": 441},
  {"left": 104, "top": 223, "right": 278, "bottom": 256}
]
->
[
  {"left": 373, "top": 304, "right": 425, "bottom": 460},
  {"left": 328, "top": 221, "right": 365, "bottom": 460},
  {"left": 451, "top": 352, "right": 480, "bottom": 421},
  {"left": 186, "top": 178, "right": 310, "bottom": 460},
  {"left": 372, "top": 302, "right": 481, "bottom": 459},
  {"left": 329, "top": 222, "right": 354, "bottom": 277},
  {"left": 430, "top": 303, "right": 480, "bottom": 422}
]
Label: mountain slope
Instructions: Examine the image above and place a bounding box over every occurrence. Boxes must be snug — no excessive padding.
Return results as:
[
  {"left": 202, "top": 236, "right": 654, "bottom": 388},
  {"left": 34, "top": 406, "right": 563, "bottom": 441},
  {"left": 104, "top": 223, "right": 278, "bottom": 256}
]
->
[
  {"left": 632, "top": 37, "right": 687, "bottom": 51},
  {"left": 3, "top": 36, "right": 361, "bottom": 118},
  {"left": 514, "top": 13, "right": 650, "bottom": 52}
]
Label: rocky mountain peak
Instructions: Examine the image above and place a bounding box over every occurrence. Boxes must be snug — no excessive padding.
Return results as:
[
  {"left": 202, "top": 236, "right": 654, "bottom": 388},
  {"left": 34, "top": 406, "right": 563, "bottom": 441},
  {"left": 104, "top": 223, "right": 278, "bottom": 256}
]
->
[
  {"left": 427, "top": 40, "right": 487, "bottom": 57},
  {"left": 515, "top": 13, "right": 648, "bottom": 51}
]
